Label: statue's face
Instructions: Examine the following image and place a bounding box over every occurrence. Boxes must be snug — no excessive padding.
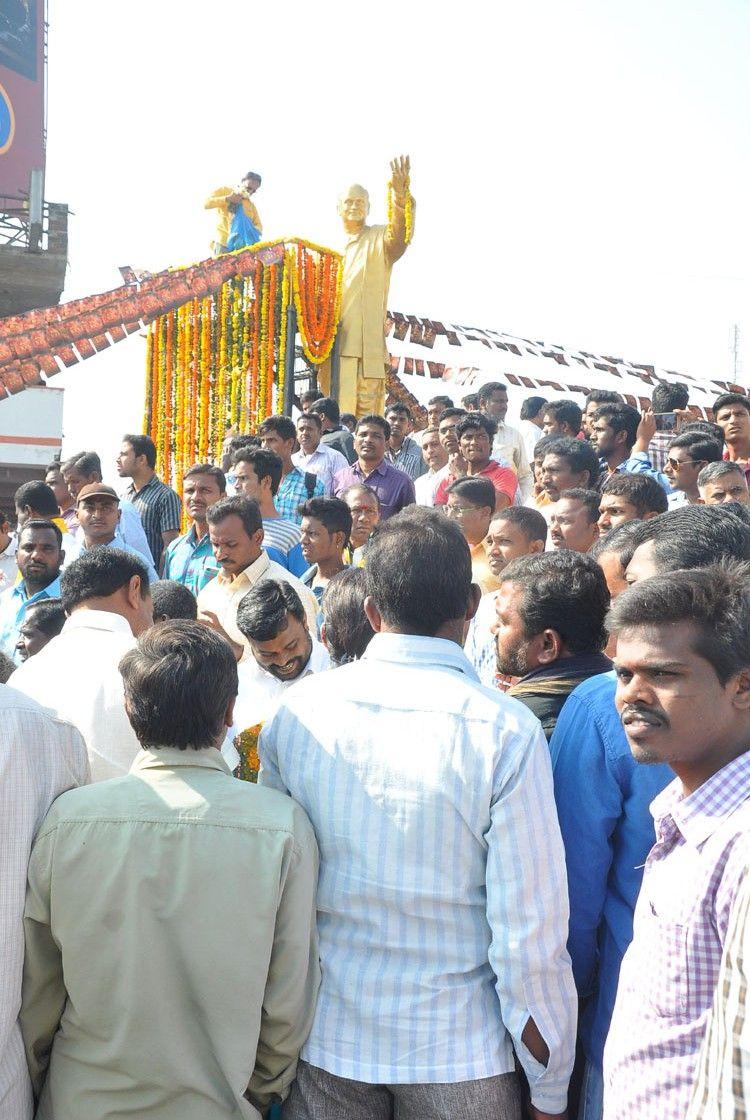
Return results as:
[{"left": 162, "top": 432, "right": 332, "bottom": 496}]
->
[{"left": 338, "top": 186, "right": 369, "bottom": 231}]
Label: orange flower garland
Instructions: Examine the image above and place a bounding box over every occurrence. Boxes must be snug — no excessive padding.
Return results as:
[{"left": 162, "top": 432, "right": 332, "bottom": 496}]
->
[{"left": 291, "top": 243, "right": 342, "bottom": 364}]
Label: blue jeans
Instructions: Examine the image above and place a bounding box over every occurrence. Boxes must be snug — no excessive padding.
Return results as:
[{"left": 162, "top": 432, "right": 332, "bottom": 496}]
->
[{"left": 578, "top": 1059, "right": 603, "bottom": 1120}]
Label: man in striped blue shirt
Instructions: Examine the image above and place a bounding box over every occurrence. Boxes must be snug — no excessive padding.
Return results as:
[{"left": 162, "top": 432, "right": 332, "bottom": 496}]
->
[
  {"left": 231, "top": 446, "right": 307, "bottom": 576},
  {"left": 260, "top": 506, "right": 576, "bottom": 1120}
]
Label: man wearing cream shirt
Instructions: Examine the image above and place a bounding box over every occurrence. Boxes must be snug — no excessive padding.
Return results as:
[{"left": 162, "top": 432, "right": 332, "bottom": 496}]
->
[
  {"left": 198, "top": 496, "right": 318, "bottom": 662},
  {"left": 20, "top": 620, "right": 319, "bottom": 1120}
]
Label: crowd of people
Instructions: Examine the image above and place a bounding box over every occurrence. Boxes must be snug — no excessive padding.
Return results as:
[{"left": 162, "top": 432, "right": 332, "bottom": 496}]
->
[{"left": 3, "top": 378, "right": 750, "bottom": 1119}]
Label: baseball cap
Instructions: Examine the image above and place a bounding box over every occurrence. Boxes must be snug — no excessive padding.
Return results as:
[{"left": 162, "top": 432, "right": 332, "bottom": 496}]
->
[{"left": 76, "top": 483, "right": 120, "bottom": 506}]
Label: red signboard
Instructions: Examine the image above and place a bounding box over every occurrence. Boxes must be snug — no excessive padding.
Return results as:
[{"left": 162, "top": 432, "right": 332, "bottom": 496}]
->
[{"left": 0, "top": 0, "right": 45, "bottom": 197}]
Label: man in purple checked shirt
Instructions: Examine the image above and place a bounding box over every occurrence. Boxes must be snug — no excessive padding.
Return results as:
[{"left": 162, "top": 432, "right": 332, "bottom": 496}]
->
[
  {"left": 602, "top": 562, "right": 750, "bottom": 1120},
  {"left": 333, "top": 414, "right": 415, "bottom": 519}
]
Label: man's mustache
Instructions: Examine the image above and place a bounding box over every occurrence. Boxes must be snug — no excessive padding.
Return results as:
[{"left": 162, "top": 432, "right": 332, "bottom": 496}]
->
[{"left": 620, "top": 704, "right": 669, "bottom": 729}]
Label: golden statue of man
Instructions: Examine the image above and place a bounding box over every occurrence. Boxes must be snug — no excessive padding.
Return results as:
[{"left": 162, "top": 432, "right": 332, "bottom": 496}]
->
[{"left": 320, "top": 155, "right": 415, "bottom": 417}]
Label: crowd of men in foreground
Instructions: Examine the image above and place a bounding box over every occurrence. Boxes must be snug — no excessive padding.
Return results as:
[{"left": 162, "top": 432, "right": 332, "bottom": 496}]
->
[{"left": 3, "top": 380, "right": 750, "bottom": 1119}]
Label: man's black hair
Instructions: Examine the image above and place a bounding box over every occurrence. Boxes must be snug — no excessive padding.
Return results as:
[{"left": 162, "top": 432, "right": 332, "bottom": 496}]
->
[
  {"left": 456, "top": 412, "right": 497, "bottom": 441},
  {"left": 628, "top": 504, "right": 750, "bottom": 571},
  {"left": 60, "top": 548, "right": 150, "bottom": 613},
  {"left": 601, "top": 472, "right": 669, "bottom": 516},
  {"left": 20, "top": 518, "right": 63, "bottom": 549},
  {"left": 499, "top": 551, "right": 609, "bottom": 654},
  {"left": 558, "top": 488, "right": 601, "bottom": 523},
  {"left": 66, "top": 451, "right": 102, "bottom": 477},
  {"left": 667, "top": 431, "right": 723, "bottom": 463},
  {"left": 122, "top": 433, "right": 157, "bottom": 469},
  {"left": 25, "top": 597, "right": 66, "bottom": 638},
  {"left": 297, "top": 410, "right": 323, "bottom": 429},
  {"left": 309, "top": 396, "right": 340, "bottom": 425},
  {"left": 477, "top": 381, "right": 507, "bottom": 404},
  {"left": 490, "top": 504, "right": 548, "bottom": 544},
  {"left": 386, "top": 402, "right": 412, "bottom": 420},
  {"left": 586, "top": 389, "right": 623, "bottom": 408},
  {"left": 233, "top": 446, "right": 283, "bottom": 496},
  {"left": 681, "top": 419, "right": 724, "bottom": 446},
  {"left": 356, "top": 414, "right": 391, "bottom": 440},
  {"left": 183, "top": 462, "right": 226, "bottom": 490},
  {"left": 321, "top": 567, "right": 374, "bottom": 664},
  {"left": 438, "top": 407, "right": 467, "bottom": 424},
  {"left": 520, "top": 396, "right": 548, "bottom": 421},
  {"left": 120, "top": 620, "right": 238, "bottom": 750},
  {"left": 651, "top": 381, "right": 689, "bottom": 413},
  {"left": 592, "top": 404, "right": 641, "bottom": 449},
  {"left": 544, "top": 399, "right": 583, "bottom": 432},
  {"left": 365, "top": 507, "right": 472, "bottom": 636},
  {"left": 298, "top": 497, "right": 353, "bottom": 541},
  {"left": 714, "top": 392, "right": 750, "bottom": 417},
  {"left": 15, "top": 480, "right": 59, "bottom": 518},
  {"left": 236, "top": 579, "right": 305, "bottom": 643},
  {"left": 299, "top": 388, "right": 323, "bottom": 407},
  {"left": 205, "top": 495, "right": 263, "bottom": 537},
  {"left": 608, "top": 563, "right": 750, "bottom": 685},
  {"left": 258, "top": 415, "right": 297, "bottom": 443},
  {"left": 151, "top": 580, "right": 198, "bottom": 621},
  {"left": 590, "top": 519, "right": 646, "bottom": 567},
  {"left": 445, "top": 476, "right": 496, "bottom": 512},
  {"left": 542, "top": 437, "right": 601, "bottom": 488}
]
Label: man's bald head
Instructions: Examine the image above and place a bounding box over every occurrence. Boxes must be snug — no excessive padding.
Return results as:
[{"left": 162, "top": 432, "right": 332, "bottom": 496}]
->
[{"left": 338, "top": 184, "right": 370, "bottom": 232}]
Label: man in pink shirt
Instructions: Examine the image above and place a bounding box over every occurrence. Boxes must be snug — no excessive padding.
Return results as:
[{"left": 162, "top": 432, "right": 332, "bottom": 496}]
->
[{"left": 435, "top": 413, "right": 517, "bottom": 508}]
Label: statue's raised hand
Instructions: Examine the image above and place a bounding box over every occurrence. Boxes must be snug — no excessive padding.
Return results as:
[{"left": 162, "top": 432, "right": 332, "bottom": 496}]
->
[{"left": 390, "top": 155, "right": 411, "bottom": 200}]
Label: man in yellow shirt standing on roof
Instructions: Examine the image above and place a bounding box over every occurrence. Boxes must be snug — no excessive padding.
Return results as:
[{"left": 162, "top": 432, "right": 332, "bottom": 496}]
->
[{"left": 204, "top": 171, "right": 263, "bottom": 255}]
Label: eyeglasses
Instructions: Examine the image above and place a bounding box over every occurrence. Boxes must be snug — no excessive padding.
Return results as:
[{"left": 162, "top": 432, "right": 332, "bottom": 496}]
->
[
  {"left": 667, "top": 457, "right": 701, "bottom": 470},
  {"left": 445, "top": 504, "right": 480, "bottom": 516}
]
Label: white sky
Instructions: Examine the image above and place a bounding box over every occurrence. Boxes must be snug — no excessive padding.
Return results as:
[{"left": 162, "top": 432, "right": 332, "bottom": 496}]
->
[{"left": 44, "top": 0, "right": 750, "bottom": 483}]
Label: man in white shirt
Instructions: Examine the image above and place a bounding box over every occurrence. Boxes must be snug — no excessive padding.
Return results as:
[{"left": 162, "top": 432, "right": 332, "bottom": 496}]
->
[
  {"left": 293, "top": 412, "right": 348, "bottom": 496},
  {"left": 232, "top": 578, "right": 330, "bottom": 737},
  {"left": 478, "top": 381, "right": 534, "bottom": 502},
  {"left": 198, "top": 496, "right": 318, "bottom": 661},
  {"left": 0, "top": 685, "right": 88, "bottom": 1120},
  {"left": 414, "top": 426, "right": 448, "bottom": 506},
  {"left": 10, "top": 547, "right": 153, "bottom": 782},
  {"left": 518, "top": 396, "right": 548, "bottom": 461},
  {"left": 260, "top": 506, "right": 576, "bottom": 1119}
]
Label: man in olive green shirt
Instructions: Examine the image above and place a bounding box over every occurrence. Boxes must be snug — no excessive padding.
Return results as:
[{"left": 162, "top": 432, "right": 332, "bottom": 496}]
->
[{"left": 20, "top": 621, "right": 319, "bottom": 1120}]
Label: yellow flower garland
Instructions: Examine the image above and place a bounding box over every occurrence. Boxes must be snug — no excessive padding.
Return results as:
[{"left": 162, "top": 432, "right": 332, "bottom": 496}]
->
[{"left": 387, "top": 179, "right": 414, "bottom": 246}]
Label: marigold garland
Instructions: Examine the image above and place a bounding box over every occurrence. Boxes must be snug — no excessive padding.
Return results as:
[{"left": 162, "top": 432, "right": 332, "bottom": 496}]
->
[
  {"left": 387, "top": 179, "right": 414, "bottom": 246},
  {"left": 145, "top": 240, "right": 342, "bottom": 489}
]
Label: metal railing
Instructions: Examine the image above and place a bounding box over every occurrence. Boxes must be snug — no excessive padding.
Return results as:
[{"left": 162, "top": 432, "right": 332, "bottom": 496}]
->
[{"left": 0, "top": 194, "right": 67, "bottom": 252}]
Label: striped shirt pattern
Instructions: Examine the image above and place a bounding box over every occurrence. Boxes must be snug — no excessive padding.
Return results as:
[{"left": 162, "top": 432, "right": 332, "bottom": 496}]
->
[
  {"left": 604, "top": 753, "right": 750, "bottom": 1120},
  {"left": 125, "top": 475, "right": 181, "bottom": 566},
  {"left": 0, "top": 685, "right": 89, "bottom": 1118},
  {"left": 688, "top": 868, "right": 750, "bottom": 1119},
  {"left": 259, "top": 633, "right": 576, "bottom": 1112},
  {"left": 275, "top": 468, "right": 325, "bottom": 524},
  {"left": 386, "top": 436, "right": 428, "bottom": 481}
]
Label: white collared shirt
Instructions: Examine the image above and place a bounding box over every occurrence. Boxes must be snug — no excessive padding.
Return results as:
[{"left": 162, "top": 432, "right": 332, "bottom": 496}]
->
[
  {"left": 414, "top": 469, "right": 443, "bottom": 507},
  {"left": 492, "top": 421, "right": 534, "bottom": 502},
  {"left": 292, "top": 444, "right": 349, "bottom": 496},
  {"left": 9, "top": 609, "right": 140, "bottom": 782},
  {"left": 259, "top": 632, "right": 576, "bottom": 1111}
]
